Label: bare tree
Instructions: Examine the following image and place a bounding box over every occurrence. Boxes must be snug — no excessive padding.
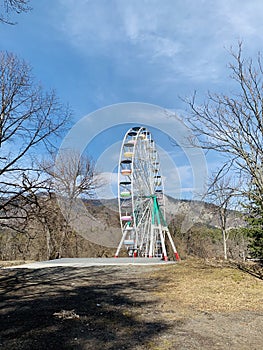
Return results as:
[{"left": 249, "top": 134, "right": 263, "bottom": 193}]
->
[
  {"left": 0, "top": 0, "right": 31, "bottom": 24},
  {"left": 185, "top": 42, "right": 263, "bottom": 203},
  {"left": 206, "top": 176, "right": 240, "bottom": 260},
  {"left": 0, "top": 51, "right": 70, "bottom": 225},
  {"left": 23, "top": 191, "right": 66, "bottom": 260},
  {"left": 43, "top": 150, "right": 101, "bottom": 258}
]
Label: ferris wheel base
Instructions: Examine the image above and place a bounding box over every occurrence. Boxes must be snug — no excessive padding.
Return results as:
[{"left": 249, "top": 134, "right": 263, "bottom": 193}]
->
[
  {"left": 162, "top": 256, "right": 168, "bottom": 261},
  {"left": 175, "top": 252, "right": 180, "bottom": 261},
  {"left": 114, "top": 254, "right": 178, "bottom": 262}
]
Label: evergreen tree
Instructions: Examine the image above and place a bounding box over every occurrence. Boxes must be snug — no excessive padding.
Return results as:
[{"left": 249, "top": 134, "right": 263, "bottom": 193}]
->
[{"left": 246, "top": 190, "right": 263, "bottom": 260}]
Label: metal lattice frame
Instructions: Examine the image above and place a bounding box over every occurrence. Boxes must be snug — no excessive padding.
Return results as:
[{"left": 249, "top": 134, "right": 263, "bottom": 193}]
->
[{"left": 115, "top": 126, "right": 180, "bottom": 261}]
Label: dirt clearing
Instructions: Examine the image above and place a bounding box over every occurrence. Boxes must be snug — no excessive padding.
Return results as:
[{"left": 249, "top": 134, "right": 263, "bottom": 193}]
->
[{"left": 0, "top": 259, "right": 262, "bottom": 349}]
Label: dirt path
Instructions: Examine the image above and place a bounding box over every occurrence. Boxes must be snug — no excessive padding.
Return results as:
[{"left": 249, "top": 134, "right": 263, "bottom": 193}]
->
[{"left": 0, "top": 260, "right": 262, "bottom": 349}]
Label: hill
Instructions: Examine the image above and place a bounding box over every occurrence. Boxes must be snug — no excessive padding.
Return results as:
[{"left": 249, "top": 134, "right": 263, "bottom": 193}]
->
[
  {"left": 87, "top": 194, "right": 245, "bottom": 231},
  {"left": 0, "top": 195, "right": 246, "bottom": 262}
]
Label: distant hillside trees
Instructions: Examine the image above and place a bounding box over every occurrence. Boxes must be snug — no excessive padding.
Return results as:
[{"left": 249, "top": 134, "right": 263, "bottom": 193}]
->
[
  {"left": 0, "top": 51, "right": 70, "bottom": 228},
  {"left": 185, "top": 42, "right": 263, "bottom": 259}
]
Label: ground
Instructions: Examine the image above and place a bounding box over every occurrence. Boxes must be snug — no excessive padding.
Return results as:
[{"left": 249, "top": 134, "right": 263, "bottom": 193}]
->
[{"left": 0, "top": 259, "right": 262, "bottom": 349}]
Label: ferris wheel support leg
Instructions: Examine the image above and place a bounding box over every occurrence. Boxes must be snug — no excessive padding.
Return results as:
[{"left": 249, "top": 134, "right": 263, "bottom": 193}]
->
[
  {"left": 144, "top": 219, "right": 151, "bottom": 257},
  {"left": 159, "top": 228, "right": 168, "bottom": 261},
  {"left": 166, "top": 228, "right": 180, "bottom": 261},
  {"left": 114, "top": 231, "right": 128, "bottom": 258},
  {"left": 148, "top": 226, "right": 154, "bottom": 258},
  {"left": 144, "top": 240, "right": 149, "bottom": 258}
]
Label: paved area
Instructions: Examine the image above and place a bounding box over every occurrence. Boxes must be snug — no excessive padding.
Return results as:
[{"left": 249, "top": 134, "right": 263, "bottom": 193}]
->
[{"left": 5, "top": 257, "right": 175, "bottom": 269}]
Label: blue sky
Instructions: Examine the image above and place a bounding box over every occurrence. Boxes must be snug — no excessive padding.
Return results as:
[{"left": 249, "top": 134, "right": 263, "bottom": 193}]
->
[{"left": 2, "top": 0, "right": 263, "bottom": 199}]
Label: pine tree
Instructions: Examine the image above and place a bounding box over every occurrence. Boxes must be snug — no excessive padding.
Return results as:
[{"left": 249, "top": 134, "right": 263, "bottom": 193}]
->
[{"left": 246, "top": 191, "right": 263, "bottom": 260}]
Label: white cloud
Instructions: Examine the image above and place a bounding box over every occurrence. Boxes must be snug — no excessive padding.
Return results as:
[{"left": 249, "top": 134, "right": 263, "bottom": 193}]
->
[
  {"left": 56, "top": 0, "right": 263, "bottom": 91},
  {"left": 57, "top": 1, "right": 263, "bottom": 60},
  {"left": 219, "top": 1, "right": 263, "bottom": 39},
  {"left": 54, "top": 1, "right": 226, "bottom": 82}
]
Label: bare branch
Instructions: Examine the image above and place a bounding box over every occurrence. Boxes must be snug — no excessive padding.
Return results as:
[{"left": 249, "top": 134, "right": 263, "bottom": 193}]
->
[
  {"left": 0, "top": 0, "right": 31, "bottom": 24},
  {"left": 185, "top": 43, "right": 263, "bottom": 200},
  {"left": 0, "top": 51, "right": 71, "bottom": 225}
]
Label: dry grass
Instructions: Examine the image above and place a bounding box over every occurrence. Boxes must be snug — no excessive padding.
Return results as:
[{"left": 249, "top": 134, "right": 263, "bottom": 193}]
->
[
  {"left": 0, "top": 260, "right": 35, "bottom": 267},
  {"left": 149, "top": 258, "right": 263, "bottom": 318},
  {"left": 1, "top": 258, "right": 263, "bottom": 349}
]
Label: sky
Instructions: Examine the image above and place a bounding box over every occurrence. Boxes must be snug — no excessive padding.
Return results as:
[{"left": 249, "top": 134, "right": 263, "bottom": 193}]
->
[{"left": 2, "top": 0, "right": 263, "bottom": 199}]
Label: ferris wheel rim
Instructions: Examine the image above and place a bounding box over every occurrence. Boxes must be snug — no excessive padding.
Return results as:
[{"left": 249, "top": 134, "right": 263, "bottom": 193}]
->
[
  {"left": 117, "top": 126, "right": 166, "bottom": 253},
  {"left": 115, "top": 125, "right": 180, "bottom": 261}
]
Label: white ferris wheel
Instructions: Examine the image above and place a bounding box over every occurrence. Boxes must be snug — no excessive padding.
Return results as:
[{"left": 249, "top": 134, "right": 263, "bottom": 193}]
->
[{"left": 114, "top": 126, "right": 180, "bottom": 261}]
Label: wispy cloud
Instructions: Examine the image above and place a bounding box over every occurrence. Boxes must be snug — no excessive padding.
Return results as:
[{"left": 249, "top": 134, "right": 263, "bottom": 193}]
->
[{"left": 56, "top": 0, "right": 263, "bottom": 87}]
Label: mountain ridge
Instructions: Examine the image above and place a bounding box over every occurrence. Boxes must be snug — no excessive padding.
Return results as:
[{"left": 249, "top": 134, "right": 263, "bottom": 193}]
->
[{"left": 86, "top": 194, "right": 245, "bottom": 231}]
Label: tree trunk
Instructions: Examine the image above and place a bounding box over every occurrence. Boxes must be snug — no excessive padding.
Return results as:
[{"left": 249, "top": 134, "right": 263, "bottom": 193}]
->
[
  {"left": 222, "top": 228, "right": 228, "bottom": 260},
  {"left": 45, "top": 225, "right": 51, "bottom": 260}
]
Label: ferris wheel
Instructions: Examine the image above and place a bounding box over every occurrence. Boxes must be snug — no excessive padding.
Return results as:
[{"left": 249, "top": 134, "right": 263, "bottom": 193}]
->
[{"left": 114, "top": 126, "right": 180, "bottom": 261}]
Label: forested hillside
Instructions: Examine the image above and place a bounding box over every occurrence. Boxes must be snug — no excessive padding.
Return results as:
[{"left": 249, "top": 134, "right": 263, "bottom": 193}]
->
[{"left": 0, "top": 195, "right": 248, "bottom": 262}]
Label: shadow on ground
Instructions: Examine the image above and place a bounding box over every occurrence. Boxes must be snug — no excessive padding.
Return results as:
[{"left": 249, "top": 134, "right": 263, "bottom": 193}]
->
[
  {"left": 0, "top": 266, "right": 169, "bottom": 349},
  {"left": 235, "top": 261, "right": 263, "bottom": 280}
]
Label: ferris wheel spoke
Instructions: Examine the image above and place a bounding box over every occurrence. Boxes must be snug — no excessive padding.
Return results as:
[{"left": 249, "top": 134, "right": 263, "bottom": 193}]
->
[
  {"left": 138, "top": 205, "right": 152, "bottom": 255},
  {"left": 134, "top": 198, "right": 152, "bottom": 227}
]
